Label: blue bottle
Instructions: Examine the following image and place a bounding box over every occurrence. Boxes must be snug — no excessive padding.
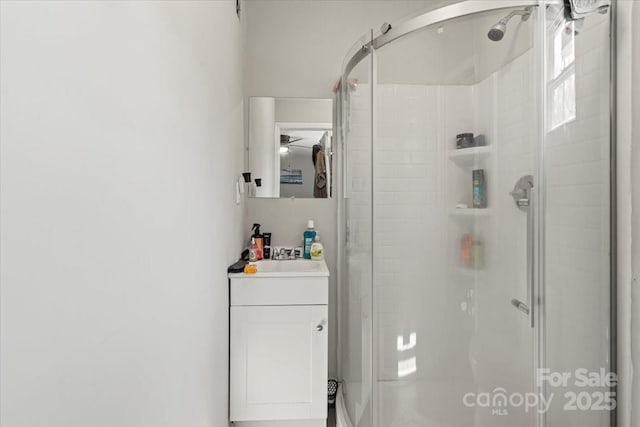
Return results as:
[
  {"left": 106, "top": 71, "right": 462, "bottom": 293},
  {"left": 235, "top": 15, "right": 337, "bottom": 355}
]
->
[
  {"left": 303, "top": 220, "right": 317, "bottom": 259},
  {"left": 472, "top": 169, "right": 487, "bottom": 209}
]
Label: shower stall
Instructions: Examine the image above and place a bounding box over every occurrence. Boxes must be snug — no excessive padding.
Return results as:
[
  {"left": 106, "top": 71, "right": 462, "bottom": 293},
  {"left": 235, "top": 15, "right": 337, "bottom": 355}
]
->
[{"left": 337, "top": 1, "right": 614, "bottom": 426}]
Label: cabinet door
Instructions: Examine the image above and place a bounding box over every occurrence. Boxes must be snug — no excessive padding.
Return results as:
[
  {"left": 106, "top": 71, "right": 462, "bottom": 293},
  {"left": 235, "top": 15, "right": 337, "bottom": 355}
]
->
[{"left": 230, "top": 305, "right": 328, "bottom": 421}]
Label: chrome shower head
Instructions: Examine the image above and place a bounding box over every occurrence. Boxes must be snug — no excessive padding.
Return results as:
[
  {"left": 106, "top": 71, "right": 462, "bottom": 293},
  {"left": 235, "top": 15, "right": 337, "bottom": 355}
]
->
[
  {"left": 487, "top": 7, "right": 532, "bottom": 42},
  {"left": 488, "top": 20, "right": 507, "bottom": 41}
]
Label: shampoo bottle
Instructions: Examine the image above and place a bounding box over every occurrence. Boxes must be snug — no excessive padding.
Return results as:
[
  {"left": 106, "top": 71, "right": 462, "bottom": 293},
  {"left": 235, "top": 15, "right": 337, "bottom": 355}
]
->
[
  {"left": 310, "top": 232, "right": 324, "bottom": 261},
  {"left": 303, "top": 220, "right": 317, "bottom": 259},
  {"left": 472, "top": 169, "right": 487, "bottom": 208},
  {"left": 471, "top": 239, "right": 483, "bottom": 269}
]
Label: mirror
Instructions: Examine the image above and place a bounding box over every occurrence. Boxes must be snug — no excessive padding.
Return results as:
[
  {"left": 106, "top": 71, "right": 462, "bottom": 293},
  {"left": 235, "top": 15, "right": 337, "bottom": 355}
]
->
[{"left": 249, "top": 97, "right": 333, "bottom": 199}]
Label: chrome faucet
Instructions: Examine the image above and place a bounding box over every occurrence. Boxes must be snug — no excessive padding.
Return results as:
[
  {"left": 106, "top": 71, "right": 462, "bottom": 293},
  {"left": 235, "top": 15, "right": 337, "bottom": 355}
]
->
[{"left": 271, "top": 247, "right": 298, "bottom": 260}]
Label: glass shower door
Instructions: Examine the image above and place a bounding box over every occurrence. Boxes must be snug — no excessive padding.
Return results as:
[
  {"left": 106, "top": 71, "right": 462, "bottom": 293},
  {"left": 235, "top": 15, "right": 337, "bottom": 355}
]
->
[
  {"left": 541, "top": 3, "right": 613, "bottom": 426},
  {"left": 338, "top": 2, "right": 614, "bottom": 426},
  {"left": 372, "top": 6, "right": 539, "bottom": 426},
  {"left": 340, "top": 32, "right": 374, "bottom": 427}
]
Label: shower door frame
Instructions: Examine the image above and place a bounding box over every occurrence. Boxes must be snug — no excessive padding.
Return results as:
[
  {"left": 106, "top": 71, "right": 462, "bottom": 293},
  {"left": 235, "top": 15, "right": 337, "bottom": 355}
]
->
[{"left": 338, "top": 1, "right": 617, "bottom": 425}]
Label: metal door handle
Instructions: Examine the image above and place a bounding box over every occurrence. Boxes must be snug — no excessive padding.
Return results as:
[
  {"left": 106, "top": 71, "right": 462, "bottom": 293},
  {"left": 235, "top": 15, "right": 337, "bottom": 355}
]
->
[
  {"left": 511, "top": 175, "right": 534, "bottom": 328},
  {"left": 511, "top": 298, "right": 530, "bottom": 315},
  {"left": 316, "top": 324, "right": 324, "bottom": 332}
]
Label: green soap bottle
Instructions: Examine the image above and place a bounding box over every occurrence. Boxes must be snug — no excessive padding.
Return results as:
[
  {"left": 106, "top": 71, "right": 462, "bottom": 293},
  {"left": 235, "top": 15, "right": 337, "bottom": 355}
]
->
[{"left": 310, "top": 232, "right": 324, "bottom": 261}]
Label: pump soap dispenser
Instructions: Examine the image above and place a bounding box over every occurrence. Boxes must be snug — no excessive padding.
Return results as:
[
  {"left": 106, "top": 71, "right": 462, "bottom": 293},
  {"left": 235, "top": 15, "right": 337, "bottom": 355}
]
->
[
  {"left": 252, "top": 224, "right": 264, "bottom": 260},
  {"left": 249, "top": 238, "right": 258, "bottom": 262},
  {"left": 310, "top": 232, "right": 324, "bottom": 261}
]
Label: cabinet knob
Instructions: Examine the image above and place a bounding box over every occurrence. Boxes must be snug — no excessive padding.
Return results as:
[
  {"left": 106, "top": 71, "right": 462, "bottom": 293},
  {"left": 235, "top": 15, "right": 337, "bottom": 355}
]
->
[{"left": 316, "top": 324, "right": 324, "bottom": 332}]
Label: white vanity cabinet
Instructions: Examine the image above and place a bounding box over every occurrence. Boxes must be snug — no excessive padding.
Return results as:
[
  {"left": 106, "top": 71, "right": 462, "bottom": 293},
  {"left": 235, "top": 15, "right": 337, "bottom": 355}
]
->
[{"left": 229, "top": 260, "right": 329, "bottom": 426}]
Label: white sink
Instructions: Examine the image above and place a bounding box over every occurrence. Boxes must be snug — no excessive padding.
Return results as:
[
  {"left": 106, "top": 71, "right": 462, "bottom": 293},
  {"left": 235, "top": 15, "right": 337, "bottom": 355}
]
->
[{"left": 229, "top": 259, "right": 329, "bottom": 278}]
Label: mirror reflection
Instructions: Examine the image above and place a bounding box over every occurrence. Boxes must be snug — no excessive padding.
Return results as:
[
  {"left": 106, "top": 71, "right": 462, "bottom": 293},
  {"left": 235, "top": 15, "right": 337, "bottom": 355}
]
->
[{"left": 249, "top": 97, "right": 333, "bottom": 199}]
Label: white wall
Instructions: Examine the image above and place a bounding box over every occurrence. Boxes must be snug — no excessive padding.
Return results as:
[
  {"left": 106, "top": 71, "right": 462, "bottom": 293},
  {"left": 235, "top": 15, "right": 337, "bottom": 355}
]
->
[
  {"left": 618, "top": 1, "right": 640, "bottom": 426},
  {"left": 618, "top": 2, "right": 639, "bottom": 426},
  {"left": 243, "top": 0, "right": 446, "bottom": 99},
  {"left": 631, "top": 3, "right": 640, "bottom": 424},
  {"left": 276, "top": 98, "right": 333, "bottom": 123},
  {"left": 616, "top": 2, "right": 632, "bottom": 425},
  {"left": 0, "top": 1, "right": 244, "bottom": 426}
]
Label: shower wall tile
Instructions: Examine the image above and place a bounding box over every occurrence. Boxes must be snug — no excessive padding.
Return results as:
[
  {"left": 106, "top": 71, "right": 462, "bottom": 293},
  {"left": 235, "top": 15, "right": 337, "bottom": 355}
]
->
[
  {"left": 373, "top": 83, "right": 453, "bottom": 383},
  {"left": 475, "top": 50, "right": 536, "bottom": 414},
  {"left": 357, "top": 52, "right": 542, "bottom": 421}
]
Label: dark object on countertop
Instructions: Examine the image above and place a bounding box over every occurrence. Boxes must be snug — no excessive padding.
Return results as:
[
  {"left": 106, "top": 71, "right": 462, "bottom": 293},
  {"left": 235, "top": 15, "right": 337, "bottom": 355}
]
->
[
  {"left": 240, "top": 249, "right": 250, "bottom": 261},
  {"left": 228, "top": 260, "right": 248, "bottom": 273},
  {"left": 263, "top": 232, "right": 272, "bottom": 259}
]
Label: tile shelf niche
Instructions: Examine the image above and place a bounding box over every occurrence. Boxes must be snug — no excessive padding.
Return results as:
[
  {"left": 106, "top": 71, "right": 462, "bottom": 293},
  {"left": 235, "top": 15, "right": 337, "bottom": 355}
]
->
[
  {"left": 448, "top": 145, "right": 493, "bottom": 168},
  {"left": 447, "top": 140, "right": 492, "bottom": 284},
  {"left": 448, "top": 144, "right": 492, "bottom": 214}
]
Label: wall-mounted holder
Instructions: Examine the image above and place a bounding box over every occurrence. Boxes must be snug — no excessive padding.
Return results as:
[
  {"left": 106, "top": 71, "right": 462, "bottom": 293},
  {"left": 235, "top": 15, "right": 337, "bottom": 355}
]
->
[
  {"left": 237, "top": 176, "right": 246, "bottom": 194},
  {"left": 235, "top": 181, "right": 242, "bottom": 205},
  {"left": 237, "top": 173, "right": 252, "bottom": 200}
]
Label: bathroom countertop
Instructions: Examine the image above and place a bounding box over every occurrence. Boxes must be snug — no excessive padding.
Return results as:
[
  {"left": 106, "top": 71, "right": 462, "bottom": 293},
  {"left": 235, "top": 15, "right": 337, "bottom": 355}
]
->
[{"left": 228, "top": 259, "right": 329, "bottom": 279}]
